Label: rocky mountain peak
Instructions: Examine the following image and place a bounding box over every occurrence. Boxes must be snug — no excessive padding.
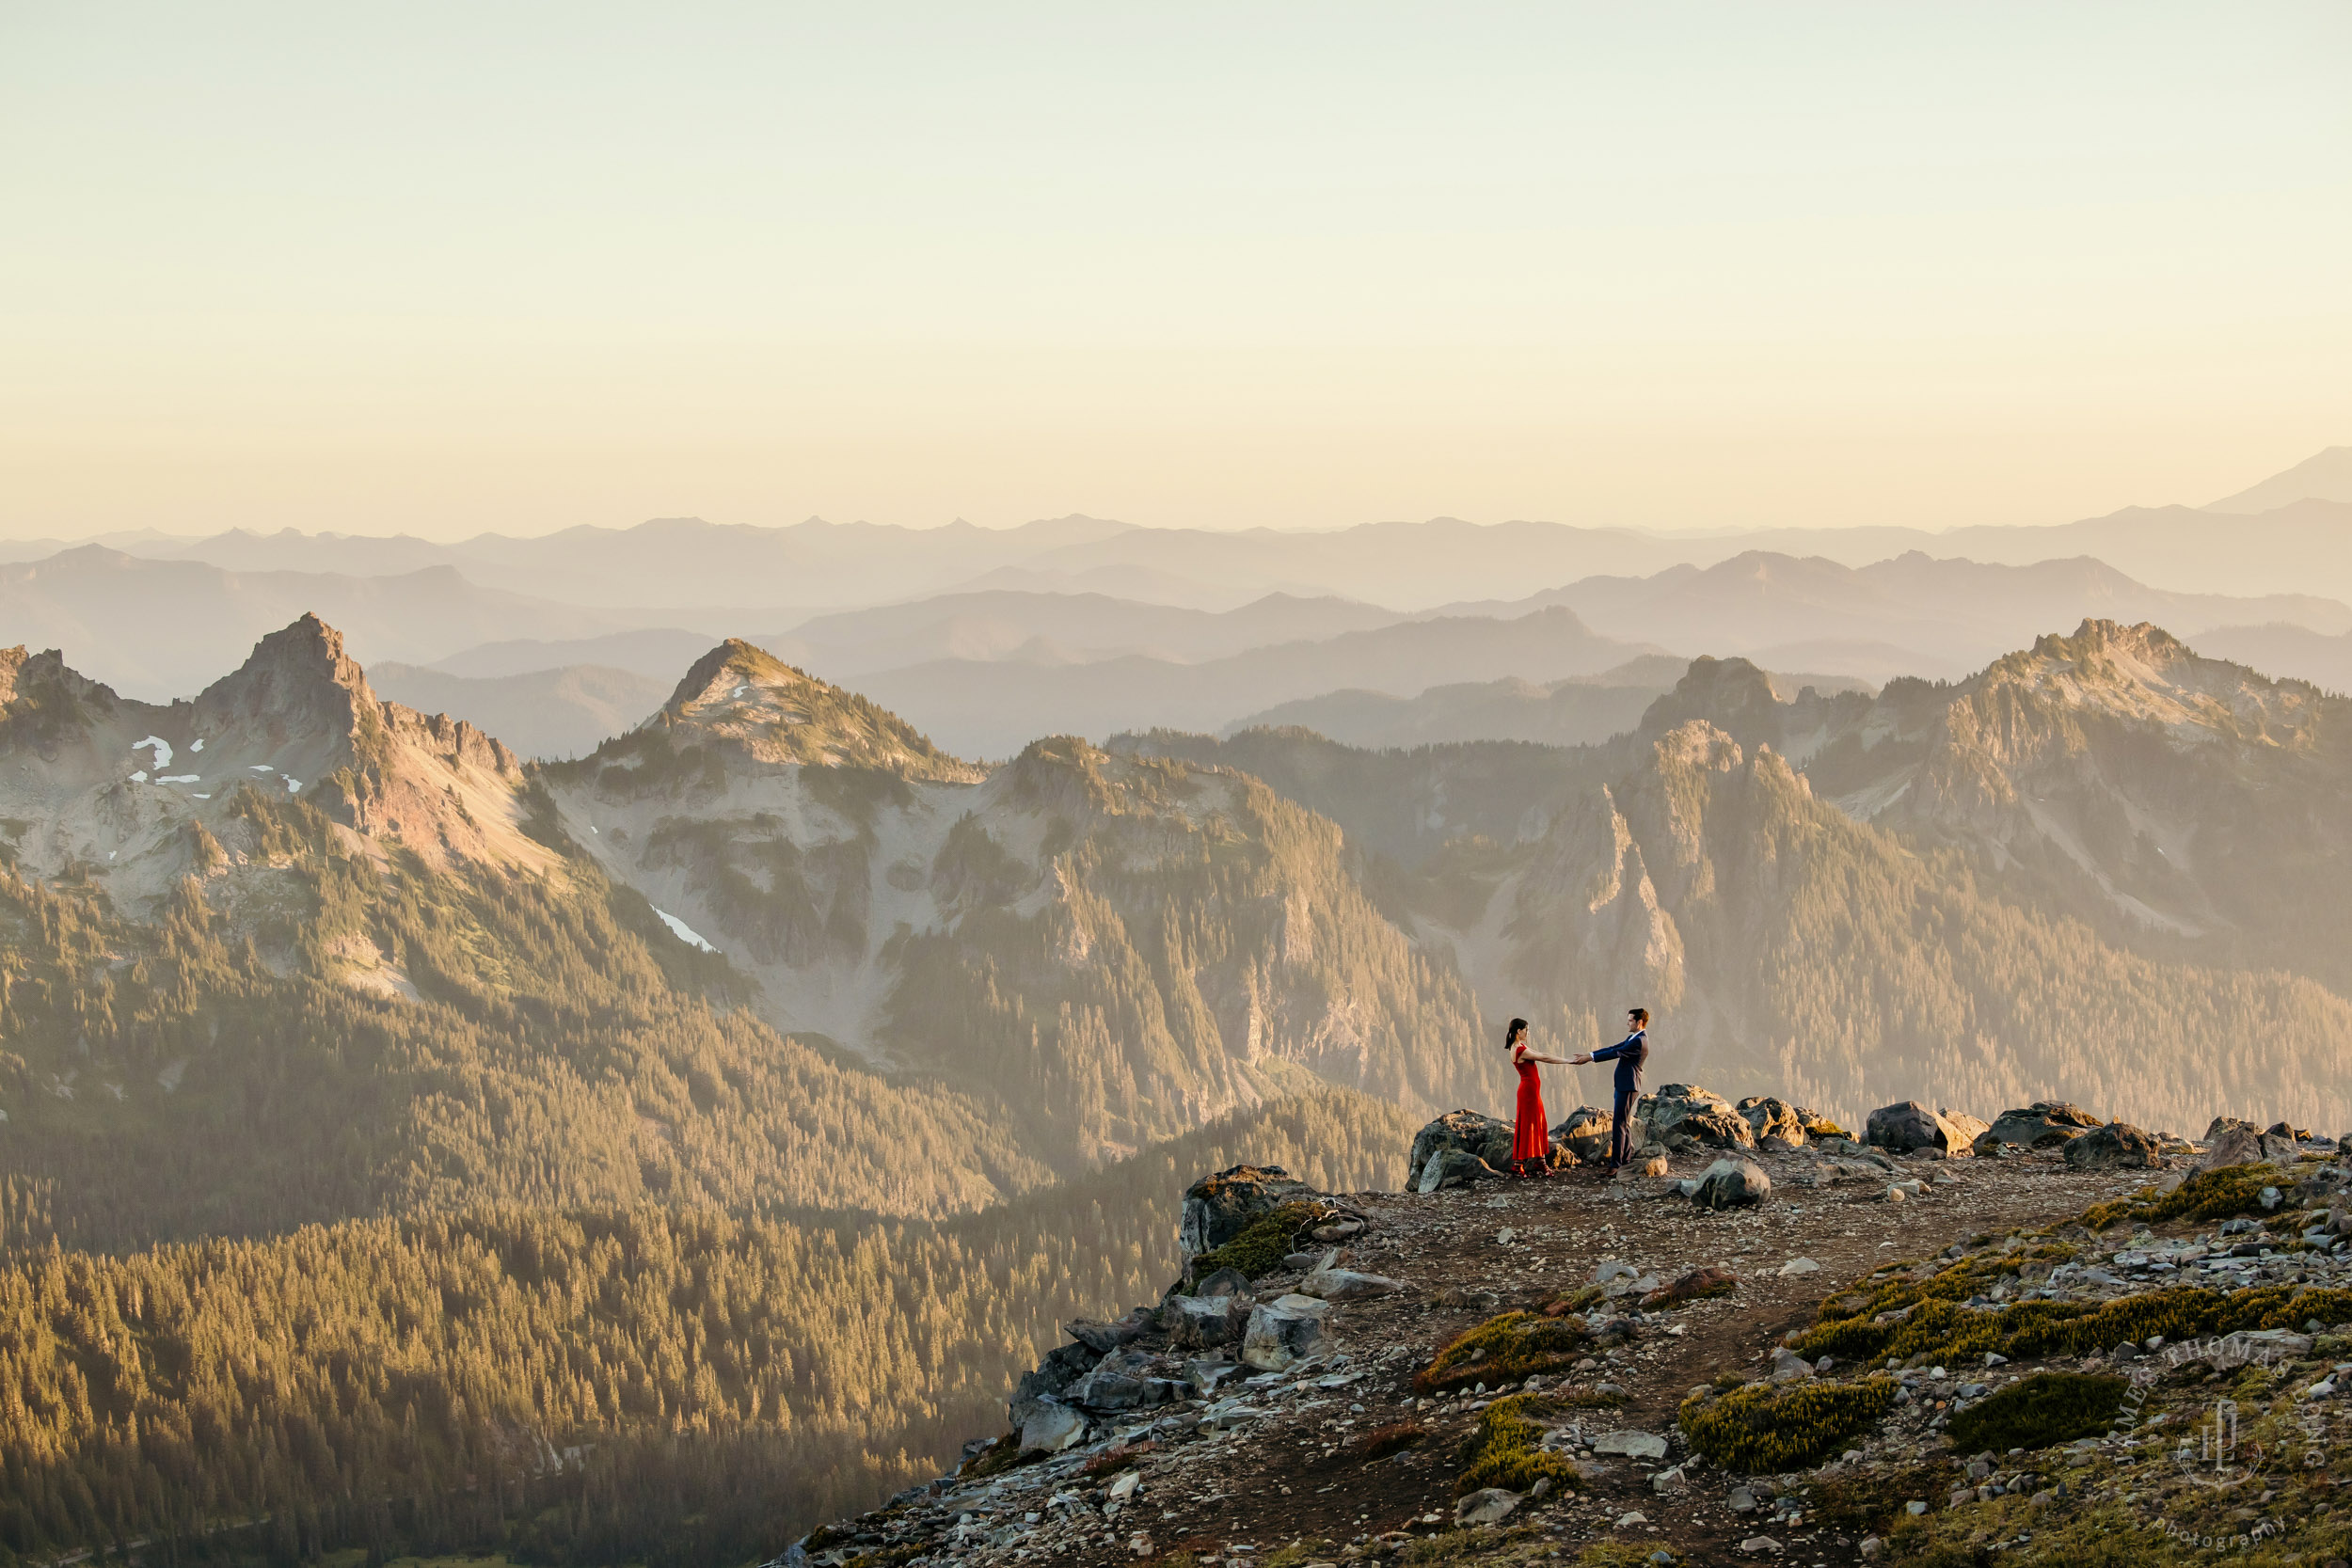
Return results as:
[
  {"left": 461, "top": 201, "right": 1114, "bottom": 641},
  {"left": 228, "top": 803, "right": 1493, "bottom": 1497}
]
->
[
  {"left": 1981, "top": 617, "right": 2324, "bottom": 745},
  {"left": 648, "top": 639, "right": 980, "bottom": 780},
  {"left": 192, "top": 611, "right": 377, "bottom": 737}
]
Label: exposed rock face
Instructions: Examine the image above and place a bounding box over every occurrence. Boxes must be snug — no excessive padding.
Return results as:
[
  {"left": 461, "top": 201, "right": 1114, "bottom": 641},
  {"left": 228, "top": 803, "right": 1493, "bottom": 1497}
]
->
[
  {"left": 1408, "top": 1111, "right": 1515, "bottom": 1191},
  {"left": 1738, "top": 1096, "right": 1806, "bottom": 1146},
  {"left": 1867, "top": 1101, "right": 1973, "bottom": 1156},
  {"left": 2062, "top": 1122, "right": 2162, "bottom": 1170},
  {"left": 1644, "top": 1085, "right": 1756, "bottom": 1149},
  {"left": 1181, "top": 1165, "right": 1311, "bottom": 1256},
  {"left": 1553, "top": 1105, "right": 1614, "bottom": 1163},
  {"left": 1240, "top": 1295, "right": 1332, "bottom": 1370},
  {"left": 1973, "top": 1101, "right": 2102, "bottom": 1153},
  {"left": 1692, "top": 1157, "right": 1772, "bottom": 1209},
  {"left": 2201, "top": 1117, "right": 2300, "bottom": 1170}
]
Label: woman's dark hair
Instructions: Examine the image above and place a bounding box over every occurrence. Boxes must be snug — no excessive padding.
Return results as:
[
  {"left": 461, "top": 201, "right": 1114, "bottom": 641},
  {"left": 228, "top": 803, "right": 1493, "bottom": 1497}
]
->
[{"left": 1505, "top": 1017, "right": 1529, "bottom": 1047}]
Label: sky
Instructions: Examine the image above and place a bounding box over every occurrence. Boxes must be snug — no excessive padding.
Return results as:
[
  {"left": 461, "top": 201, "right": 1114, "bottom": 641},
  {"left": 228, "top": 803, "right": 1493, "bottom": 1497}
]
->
[{"left": 2, "top": 2, "right": 2348, "bottom": 542}]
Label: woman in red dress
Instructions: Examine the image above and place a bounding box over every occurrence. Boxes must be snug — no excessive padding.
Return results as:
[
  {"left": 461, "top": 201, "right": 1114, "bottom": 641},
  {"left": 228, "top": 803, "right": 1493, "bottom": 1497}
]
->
[{"left": 1505, "top": 1017, "right": 1572, "bottom": 1176}]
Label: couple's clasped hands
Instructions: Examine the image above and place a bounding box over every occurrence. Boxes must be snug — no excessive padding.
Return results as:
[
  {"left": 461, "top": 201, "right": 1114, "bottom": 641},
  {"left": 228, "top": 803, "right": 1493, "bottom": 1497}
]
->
[{"left": 1566, "top": 1051, "right": 1594, "bottom": 1066}]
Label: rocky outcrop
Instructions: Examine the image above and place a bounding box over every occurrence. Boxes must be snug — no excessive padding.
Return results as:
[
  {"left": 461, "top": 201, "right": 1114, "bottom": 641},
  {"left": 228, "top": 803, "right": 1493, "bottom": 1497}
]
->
[
  {"left": 1180, "top": 1164, "right": 1311, "bottom": 1256},
  {"left": 1972, "top": 1101, "right": 2101, "bottom": 1154},
  {"left": 1643, "top": 1085, "right": 1756, "bottom": 1149},
  {"left": 1406, "top": 1111, "right": 1514, "bottom": 1191},
  {"left": 2201, "top": 1117, "right": 2300, "bottom": 1170},
  {"left": 1552, "top": 1105, "right": 1613, "bottom": 1163},
  {"left": 1737, "top": 1096, "right": 1806, "bottom": 1146}
]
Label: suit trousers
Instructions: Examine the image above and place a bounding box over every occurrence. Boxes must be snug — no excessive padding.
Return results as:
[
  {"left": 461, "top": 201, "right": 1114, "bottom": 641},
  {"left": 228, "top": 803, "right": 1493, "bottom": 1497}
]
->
[{"left": 1610, "top": 1087, "right": 1640, "bottom": 1166}]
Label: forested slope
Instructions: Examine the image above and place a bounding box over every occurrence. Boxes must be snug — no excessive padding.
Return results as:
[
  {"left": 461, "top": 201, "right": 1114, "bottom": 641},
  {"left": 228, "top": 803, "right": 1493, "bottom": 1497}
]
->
[{"left": 0, "top": 1089, "right": 1414, "bottom": 1568}]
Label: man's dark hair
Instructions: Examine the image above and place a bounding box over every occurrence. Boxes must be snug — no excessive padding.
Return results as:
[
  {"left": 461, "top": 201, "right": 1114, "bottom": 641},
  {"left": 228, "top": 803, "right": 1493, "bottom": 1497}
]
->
[{"left": 1629, "top": 1006, "right": 1649, "bottom": 1025}]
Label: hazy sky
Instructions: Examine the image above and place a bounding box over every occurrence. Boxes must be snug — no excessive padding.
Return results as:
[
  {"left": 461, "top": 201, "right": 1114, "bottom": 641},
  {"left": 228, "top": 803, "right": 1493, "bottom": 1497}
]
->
[{"left": 3, "top": 3, "right": 2348, "bottom": 541}]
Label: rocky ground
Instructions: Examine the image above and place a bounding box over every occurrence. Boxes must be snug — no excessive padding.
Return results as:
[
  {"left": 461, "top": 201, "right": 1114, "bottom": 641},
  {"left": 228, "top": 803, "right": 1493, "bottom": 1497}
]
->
[{"left": 785, "top": 1103, "right": 2352, "bottom": 1568}]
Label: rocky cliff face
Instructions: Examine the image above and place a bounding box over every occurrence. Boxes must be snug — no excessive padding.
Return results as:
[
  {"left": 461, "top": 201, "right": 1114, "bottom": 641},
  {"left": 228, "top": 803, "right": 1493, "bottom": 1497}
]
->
[
  {"left": 540, "top": 644, "right": 1509, "bottom": 1168},
  {"left": 0, "top": 613, "right": 549, "bottom": 912}
]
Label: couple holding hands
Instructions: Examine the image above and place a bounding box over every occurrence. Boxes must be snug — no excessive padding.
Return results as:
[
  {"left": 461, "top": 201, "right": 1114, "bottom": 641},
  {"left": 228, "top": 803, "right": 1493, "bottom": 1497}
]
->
[{"left": 1504, "top": 1008, "right": 1649, "bottom": 1176}]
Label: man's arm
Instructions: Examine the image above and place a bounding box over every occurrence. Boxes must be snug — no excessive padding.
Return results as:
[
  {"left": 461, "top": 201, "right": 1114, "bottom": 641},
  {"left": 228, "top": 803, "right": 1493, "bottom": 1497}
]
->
[{"left": 1590, "top": 1037, "right": 1635, "bottom": 1063}]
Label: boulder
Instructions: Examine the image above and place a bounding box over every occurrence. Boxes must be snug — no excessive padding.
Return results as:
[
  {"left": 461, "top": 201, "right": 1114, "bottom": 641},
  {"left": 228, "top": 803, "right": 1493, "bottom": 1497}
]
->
[
  {"left": 1940, "top": 1109, "right": 1990, "bottom": 1149},
  {"left": 1866, "top": 1101, "right": 1969, "bottom": 1156},
  {"left": 1455, "top": 1488, "right": 1522, "bottom": 1526},
  {"left": 1191, "top": 1265, "right": 1252, "bottom": 1298},
  {"left": 1553, "top": 1105, "right": 1615, "bottom": 1164},
  {"left": 2201, "top": 1117, "right": 2299, "bottom": 1170},
  {"left": 2063, "top": 1122, "right": 2163, "bottom": 1170},
  {"left": 1417, "top": 1146, "right": 1503, "bottom": 1194},
  {"left": 1407, "top": 1110, "right": 1515, "bottom": 1191},
  {"left": 1240, "top": 1298, "right": 1332, "bottom": 1370},
  {"left": 1794, "top": 1107, "right": 1851, "bottom": 1139},
  {"left": 1299, "top": 1266, "right": 1406, "bottom": 1303},
  {"left": 1972, "top": 1101, "right": 2101, "bottom": 1154},
  {"left": 1738, "top": 1096, "right": 1806, "bottom": 1146},
  {"left": 1692, "top": 1157, "right": 1772, "bottom": 1209},
  {"left": 1676, "top": 1108, "right": 1759, "bottom": 1149},
  {"left": 1162, "top": 1293, "right": 1248, "bottom": 1348},
  {"left": 1180, "top": 1164, "right": 1311, "bottom": 1255},
  {"left": 1593, "top": 1430, "right": 1670, "bottom": 1460},
  {"left": 1642, "top": 1085, "right": 1751, "bottom": 1147},
  {"left": 1018, "top": 1400, "right": 1088, "bottom": 1453}
]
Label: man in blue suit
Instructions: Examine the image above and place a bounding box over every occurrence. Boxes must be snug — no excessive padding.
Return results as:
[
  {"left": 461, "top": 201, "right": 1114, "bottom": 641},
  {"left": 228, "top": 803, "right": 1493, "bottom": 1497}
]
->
[{"left": 1571, "top": 1007, "right": 1650, "bottom": 1171}]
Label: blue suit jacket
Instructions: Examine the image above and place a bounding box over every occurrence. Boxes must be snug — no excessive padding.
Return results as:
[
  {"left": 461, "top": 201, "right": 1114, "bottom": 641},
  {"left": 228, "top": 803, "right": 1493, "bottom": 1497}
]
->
[{"left": 1593, "top": 1029, "right": 1648, "bottom": 1095}]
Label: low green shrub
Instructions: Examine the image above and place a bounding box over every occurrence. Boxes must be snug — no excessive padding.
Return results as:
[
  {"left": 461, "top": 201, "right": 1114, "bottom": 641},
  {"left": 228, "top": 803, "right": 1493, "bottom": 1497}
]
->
[
  {"left": 1677, "top": 1378, "right": 1899, "bottom": 1473},
  {"left": 1417, "top": 1310, "right": 1593, "bottom": 1393},
  {"left": 1793, "top": 1280, "right": 2352, "bottom": 1366},
  {"left": 1454, "top": 1394, "right": 1581, "bottom": 1497},
  {"left": 1944, "top": 1371, "right": 2129, "bottom": 1452},
  {"left": 2082, "top": 1163, "right": 2275, "bottom": 1230}
]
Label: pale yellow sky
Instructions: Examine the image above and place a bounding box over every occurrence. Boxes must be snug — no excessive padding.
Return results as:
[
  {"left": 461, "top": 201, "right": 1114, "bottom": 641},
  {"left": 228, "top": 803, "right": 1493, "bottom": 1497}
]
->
[{"left": 3, "top": 4, "right": 2347, "bottom": 541}]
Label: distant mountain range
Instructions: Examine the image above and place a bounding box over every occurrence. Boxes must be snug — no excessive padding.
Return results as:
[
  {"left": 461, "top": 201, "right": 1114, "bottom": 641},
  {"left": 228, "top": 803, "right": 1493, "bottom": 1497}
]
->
[{"left": 6, "top": 446, "right": 2350, "bottom": 611}]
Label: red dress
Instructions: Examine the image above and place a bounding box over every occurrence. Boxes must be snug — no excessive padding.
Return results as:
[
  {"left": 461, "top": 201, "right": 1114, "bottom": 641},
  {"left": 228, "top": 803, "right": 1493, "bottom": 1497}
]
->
[{"left": 1511, "top": 1054, "right": 1549, "bottom": 1165}]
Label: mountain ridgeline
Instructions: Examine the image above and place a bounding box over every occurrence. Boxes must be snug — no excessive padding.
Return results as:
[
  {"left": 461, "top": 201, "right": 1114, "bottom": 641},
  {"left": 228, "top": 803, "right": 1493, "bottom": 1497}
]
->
[
  {"left": 0, "top": 610, "right": 2347, "bottom": 1567},
  {"left": 1125, "top": 619, "right": 2352, "bottom": 1136}
]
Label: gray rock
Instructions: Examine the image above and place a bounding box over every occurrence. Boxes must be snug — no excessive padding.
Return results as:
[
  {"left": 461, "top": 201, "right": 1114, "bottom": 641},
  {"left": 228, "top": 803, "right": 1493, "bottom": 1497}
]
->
[
  {"left": 1417, "top": 1145, "right": 1503, "bottom": 1194},
  {"left": 1643, "top": 1085, "right": 1756, "bottom": 1148},
  {"left": 1740, "top": 1539, "right": 1783, "bottom": 1557},
  {"left": 1241, "top": 1298, "right": 1332, "bottom": 1370},
  {"left": 2201, "top": 1117, "right": 2298, "bottom": 1170},
  {"left": 1972, "top": 1101, "right": 2100, "bottom": 1154},
  {"left": 1191, "top": 1265, "right": 1252, "bottom": 1298},
  {"left": 1065, "top": 1307, "right": 1154, "bottom": 1354},
  {"left": 1769, "top": 1346, "right": 1815, "bottom": 1383},
  {"left": 1299, "top": 1267, "right": 1406, "bottom": 1302},
  {"left": 1009, "top": 1340, "right": 1097, "bottom": 1426},
  {"left": 1455, "top": 1487, "right": 1522, "bottom": 1526},
  {"left": 1019, "top": 1401, "right": 1088, "bottom": 1453},
  {"left": 1162, "top": 1292, "right": 1247, "bottom": 1348},
  {"left": 1866, "top": 1101, "right": 1969, "bottom": 1155},
  {"left": 2063, "top": 1122, "right": 2163, "bottom": 1170},
  {"left": 1692, "top": 1157, "right": 1772, "bottom": 1209},
  {"left": 1407, "top": 1110, "right": 1515, "bottom": 1191},
  {"left": 1593, "top": 1429, "right": 1671, "bottom": 1460}
]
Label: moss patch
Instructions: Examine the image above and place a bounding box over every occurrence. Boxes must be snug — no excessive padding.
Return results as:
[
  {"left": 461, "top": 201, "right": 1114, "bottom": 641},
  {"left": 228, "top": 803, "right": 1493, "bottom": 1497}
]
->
[
  {"left": 1186, "top": 1201, "right": 1314, "bottom": 1282},
  {"left": 1416, "top": 1310, "right": 1593, "bottom": 1394},
  {"left": 1945, "top": 1371, "right": 2129, "bottom": 1453},
  {"left": 1677, "top": 1377, "right": 1899, "bottom": 1473},
  {"left": 2081, "top": 1162, "right": 2276, "bottom": 1230},
  {"left": 1793, "top": 1283, "right": 2352, "bottom": 1366},
  {"left": 1454, "top": 1394, "right": 1581, "bottom": 1497}
]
